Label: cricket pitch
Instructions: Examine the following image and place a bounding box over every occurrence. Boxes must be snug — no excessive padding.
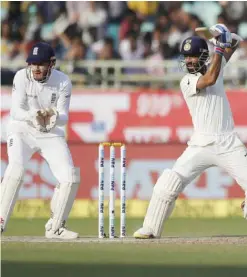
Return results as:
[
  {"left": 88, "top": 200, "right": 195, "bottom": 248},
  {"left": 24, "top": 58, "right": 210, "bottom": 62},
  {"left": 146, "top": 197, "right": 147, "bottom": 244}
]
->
[{"left": 2, "top": 235, "right": 247, "bottom": 244}]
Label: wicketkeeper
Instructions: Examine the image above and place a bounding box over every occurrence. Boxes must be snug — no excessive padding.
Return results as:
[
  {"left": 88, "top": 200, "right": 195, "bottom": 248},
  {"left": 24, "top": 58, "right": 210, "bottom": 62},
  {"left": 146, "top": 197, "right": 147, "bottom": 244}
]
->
[{"left": 1, "top": 42, "right": 80, "bottom": 239}]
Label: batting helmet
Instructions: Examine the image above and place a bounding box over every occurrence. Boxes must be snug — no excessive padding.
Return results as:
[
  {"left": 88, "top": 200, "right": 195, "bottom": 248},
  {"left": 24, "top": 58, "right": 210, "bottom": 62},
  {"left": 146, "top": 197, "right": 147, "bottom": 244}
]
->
[{"left": 180, "top": 36, "right": 209, "bottom": 73}]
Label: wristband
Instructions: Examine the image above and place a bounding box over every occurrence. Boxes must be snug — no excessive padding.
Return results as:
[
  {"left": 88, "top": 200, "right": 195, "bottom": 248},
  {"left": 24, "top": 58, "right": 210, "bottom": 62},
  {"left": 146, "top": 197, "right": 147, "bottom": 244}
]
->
[{"left": 214, "top": 46, "right": 224, "bottom": 56}]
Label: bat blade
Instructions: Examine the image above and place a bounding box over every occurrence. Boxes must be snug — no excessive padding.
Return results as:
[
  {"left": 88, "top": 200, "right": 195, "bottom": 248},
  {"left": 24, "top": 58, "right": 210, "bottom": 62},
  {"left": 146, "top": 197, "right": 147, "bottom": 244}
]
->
[{"left": 195, "top": 27, "right": 213, "bottom": 40}]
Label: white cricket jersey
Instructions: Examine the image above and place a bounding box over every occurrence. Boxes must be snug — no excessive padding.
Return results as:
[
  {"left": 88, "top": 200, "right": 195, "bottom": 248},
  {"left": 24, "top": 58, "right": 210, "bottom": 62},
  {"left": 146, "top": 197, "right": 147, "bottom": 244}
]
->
[
  {"left": 7, "top": 68, "right": 72, "bottom": 138},
  {"left": 180, "top": 57, "right": 235, "bottom": 146}
]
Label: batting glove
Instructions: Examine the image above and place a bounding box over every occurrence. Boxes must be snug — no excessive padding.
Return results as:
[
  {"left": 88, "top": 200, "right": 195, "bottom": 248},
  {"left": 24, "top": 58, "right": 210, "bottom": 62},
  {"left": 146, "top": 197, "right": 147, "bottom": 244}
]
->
[{"left": 209, "top": 24, "right": 232, "bottom": 48}]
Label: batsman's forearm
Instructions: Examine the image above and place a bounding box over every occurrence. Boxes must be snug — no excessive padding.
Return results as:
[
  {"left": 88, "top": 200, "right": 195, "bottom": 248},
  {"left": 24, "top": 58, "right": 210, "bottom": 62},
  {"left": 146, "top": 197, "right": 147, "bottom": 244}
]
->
[{"left": 205, "top": 53, "right": 222, "bottom": 84}]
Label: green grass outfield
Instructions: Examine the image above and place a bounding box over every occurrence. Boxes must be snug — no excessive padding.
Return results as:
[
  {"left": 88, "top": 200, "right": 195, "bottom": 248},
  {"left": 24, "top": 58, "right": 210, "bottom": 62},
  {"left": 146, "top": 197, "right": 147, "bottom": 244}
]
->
[{"left": 2, "top": 218, "right": 247, "bottom": 277}]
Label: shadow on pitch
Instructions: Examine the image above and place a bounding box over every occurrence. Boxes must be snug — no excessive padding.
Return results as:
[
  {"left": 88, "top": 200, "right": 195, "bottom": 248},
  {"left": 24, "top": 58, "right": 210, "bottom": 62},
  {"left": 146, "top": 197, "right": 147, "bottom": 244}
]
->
[{"left": 2, "top": 261, "right": 247, "bottom": 277}]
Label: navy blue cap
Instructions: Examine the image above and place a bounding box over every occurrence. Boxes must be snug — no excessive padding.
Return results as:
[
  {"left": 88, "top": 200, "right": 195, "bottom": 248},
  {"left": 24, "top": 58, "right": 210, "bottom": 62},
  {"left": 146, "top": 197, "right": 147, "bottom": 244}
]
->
[
  {"left": 180, "top": 36, "right": 208, "bottom": 56},
  {"left": 26, "top": 42, "right": 55, "bottom": 64}
]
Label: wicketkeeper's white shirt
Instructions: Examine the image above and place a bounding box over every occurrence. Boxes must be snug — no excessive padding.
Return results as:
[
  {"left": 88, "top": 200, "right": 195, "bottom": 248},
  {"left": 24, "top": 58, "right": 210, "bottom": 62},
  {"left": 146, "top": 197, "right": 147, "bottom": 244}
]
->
[
  {"left": 7, "top": 68, "right": 72, "bottom": 138},
  {"left": 180, "top": 57, "right": 237, "bottom": 146}
]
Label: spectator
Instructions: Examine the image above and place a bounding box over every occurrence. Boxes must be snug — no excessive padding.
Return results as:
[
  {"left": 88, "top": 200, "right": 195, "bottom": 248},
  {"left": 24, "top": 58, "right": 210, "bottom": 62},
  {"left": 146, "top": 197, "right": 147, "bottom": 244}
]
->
[
  {"left": 217, "top": 11, "right": 238, "bottom": 33},
  {"left": 106, "top": 1, "right": 127, "bottom": 23},
  {"left": 1, "top": 20, "right": 17, "bottom": 61},
  {"left": 159, "top": 1, "right": 182, "bottom": 14},
  {"left": 1, "top": 19, "right": 23, "bottom": 61},
  {"left": 219, "top": 1, "right": 247, "bottom": 25},
  {"left": 165, "top": 25, "right": 182, "bottom": 57},
  {"left": 146, "top": 43, "right": 165, "bottom": 77},
  {"left": 155, "top": 14, "right": 171, "bottom": 32},
  {"left": 24, "top": 9, "right": 45, "bottom": 43},
  {"left": 78, "top": 1, "right": 108, "bottom": 43},
  {"left": 188, "top": 14, "right": 205, "bottom": 34},
  {"left": 61, "top": 37, "right": 88, "bottom": 75},
  {"left": 36, "top": 2, "right": 65, "bottom": 24},
  {"left": 170, "top": 9, "right": 191, "bottom": 32},
  {"left": 95, "top": 37, "right": 121, "bottom": 87},
  {"left": 225, "top": 38, "right": 247, "bottom": 86},
  {"left": 143, "top": 32, "right": 153, "bottom": 58},
  {"left": 217, "top": 12, "right": 228, "bottom": 26},
  {"left": 66, "top": 1, "right": 89, "bottom": 25},
  {"left": 186, "top": 1, "right": 222, "bottom": 27},
  {"left": 119, "top": 10, "right": 140, "bottom": 41},
  {"left": 97, "top": 37, "right": 120, "bottom": 60},
  {"left": 50, "top": 38, "right": 67, "bottom": 60},
  {"left": 7, "top": 1, "right": 23, "bottom": 25},
  {"left": 119, "top": 30, "right": 144, "bottom": 60},
  {"left": 64, "top": 37, "right": 87, "bottom": 61},
  {"left": 151, "top": 25, "right": 164, "bottom": 52},
  {"left": 64, "top": 1, "right": 89, "bottom": 43},
  {"left": 127, "top": 1, "right": 158, "bottom": 19}
]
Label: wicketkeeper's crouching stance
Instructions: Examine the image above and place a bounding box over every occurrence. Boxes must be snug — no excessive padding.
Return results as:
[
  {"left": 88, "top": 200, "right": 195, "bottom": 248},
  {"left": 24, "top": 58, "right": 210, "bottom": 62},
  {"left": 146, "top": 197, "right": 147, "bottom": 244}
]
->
[
  {"left": 1, "top": 42, "right": 80, "bottom": 239},
  {"left": 134, "top": 24, "right": 247, "bottom": 239}
]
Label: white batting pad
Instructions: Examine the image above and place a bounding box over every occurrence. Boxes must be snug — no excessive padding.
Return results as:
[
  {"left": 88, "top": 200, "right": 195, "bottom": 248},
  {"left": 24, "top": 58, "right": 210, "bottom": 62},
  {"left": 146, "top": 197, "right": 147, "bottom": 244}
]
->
[
  {"left": 1, "top": 163, "right": 25, "bottom": 231},
  {"left": 51, "top": 185, "right": 60, "bottom": 217},
  {"left": 51, "top": 167, "right": 80, "bottom": 232},
  {"left": 143, "top": 169, "right": 183, "bottom": 237}
]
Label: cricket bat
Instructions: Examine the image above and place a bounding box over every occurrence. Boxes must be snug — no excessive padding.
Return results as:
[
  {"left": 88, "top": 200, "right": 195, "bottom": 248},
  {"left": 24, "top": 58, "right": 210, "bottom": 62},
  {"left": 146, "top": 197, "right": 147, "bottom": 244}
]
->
[
  {"left": 195, "top": 27, "right": 231, "bottom": 52},
  {"left": 195, "top": 27, "right": 214, "bottom": 40}
]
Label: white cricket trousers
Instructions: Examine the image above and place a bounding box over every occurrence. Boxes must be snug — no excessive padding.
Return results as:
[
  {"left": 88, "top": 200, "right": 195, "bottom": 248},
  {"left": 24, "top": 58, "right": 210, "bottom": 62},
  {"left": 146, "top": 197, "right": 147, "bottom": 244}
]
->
[
  {"left": 172, "top": 133, "right": 247, "bottom": 193},
  {"left": 6, "top": 133, "right": 74, "bottom": 184}
]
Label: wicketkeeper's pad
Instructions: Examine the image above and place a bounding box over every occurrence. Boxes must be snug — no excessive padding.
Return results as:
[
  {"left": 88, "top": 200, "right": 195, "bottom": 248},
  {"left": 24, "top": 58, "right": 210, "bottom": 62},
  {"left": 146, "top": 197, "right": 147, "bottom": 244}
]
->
[
  {"left": 51, "top": 167, "right": 80, "bottom": 232},
  {"left": 1, "top": 162, "right": 25, "bottom": 231}
]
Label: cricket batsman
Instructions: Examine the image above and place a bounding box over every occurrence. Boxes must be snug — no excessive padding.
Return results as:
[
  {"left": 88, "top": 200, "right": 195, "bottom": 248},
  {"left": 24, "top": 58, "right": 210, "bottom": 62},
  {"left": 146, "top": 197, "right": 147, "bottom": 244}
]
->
[
  {"left": 134, "top": 24, "right": 247, "bottom": 238},
  {"left": 1, "top": 42, "right": 80, "bottom": 239}
]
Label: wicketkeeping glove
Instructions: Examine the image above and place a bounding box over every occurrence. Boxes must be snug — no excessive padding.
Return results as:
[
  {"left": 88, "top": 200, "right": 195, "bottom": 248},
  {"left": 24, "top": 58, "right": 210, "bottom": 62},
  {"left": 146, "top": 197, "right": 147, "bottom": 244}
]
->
[
  {"left": 44, "top": 107, "right": 59, "bottom": 132},
  {"left": 30, "top": 110, "right": 47, "bottom": 132}
]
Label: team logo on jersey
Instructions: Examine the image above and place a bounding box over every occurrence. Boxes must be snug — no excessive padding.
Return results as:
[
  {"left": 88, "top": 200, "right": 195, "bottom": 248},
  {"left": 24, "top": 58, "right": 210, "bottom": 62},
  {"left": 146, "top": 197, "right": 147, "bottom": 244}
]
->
[
  {"left": 184, "top": 43, "right": 191, "bottom": 51},
  {"left": 33, "top": 47, "right": 39, "bottom": 55},
  {"left": 51, "top": 93, "right": 56, "bottom": 104}
]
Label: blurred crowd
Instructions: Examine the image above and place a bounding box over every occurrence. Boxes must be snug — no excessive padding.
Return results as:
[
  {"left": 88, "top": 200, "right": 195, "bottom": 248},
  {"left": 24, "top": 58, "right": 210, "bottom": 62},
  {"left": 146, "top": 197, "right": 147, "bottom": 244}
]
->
[
  {"left": 2, "top": 1, "right": 247, "bottom": 62},
  {"left": 1, "top": 1, "right": 247, "bottom": 87}
]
